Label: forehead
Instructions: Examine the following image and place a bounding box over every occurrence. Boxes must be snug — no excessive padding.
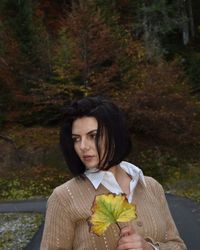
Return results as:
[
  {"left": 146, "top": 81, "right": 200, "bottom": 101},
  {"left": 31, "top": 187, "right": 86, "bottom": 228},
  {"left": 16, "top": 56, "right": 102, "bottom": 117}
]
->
[{"left": 72, "top": 116, "right": 98, "bottom": 134}]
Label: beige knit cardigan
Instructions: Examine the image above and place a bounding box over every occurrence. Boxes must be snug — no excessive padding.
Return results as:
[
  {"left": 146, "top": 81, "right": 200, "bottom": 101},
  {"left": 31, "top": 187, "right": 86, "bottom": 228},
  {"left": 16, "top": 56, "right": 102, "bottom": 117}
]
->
[{"left": 40, "top": 176, "right": 187, "bottom": 250}]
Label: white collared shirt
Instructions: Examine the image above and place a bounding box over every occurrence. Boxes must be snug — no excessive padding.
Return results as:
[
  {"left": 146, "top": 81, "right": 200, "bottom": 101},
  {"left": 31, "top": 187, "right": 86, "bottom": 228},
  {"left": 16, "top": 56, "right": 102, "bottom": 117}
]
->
[{"left": 84, "top": 161, "right": 146, "bottom": 203}]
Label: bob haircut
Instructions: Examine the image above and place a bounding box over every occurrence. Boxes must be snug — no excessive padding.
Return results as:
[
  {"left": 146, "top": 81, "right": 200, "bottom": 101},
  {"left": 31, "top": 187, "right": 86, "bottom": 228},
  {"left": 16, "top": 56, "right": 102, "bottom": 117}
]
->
[{"left": 60, "top": 96, "right": 131, "bottom": 176}]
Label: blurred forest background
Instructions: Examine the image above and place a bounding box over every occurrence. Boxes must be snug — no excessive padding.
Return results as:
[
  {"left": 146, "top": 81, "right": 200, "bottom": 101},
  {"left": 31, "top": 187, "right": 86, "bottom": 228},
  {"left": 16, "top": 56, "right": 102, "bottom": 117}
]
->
[{"left": 0, "top": 0, "right": 200, "bottom": 202}]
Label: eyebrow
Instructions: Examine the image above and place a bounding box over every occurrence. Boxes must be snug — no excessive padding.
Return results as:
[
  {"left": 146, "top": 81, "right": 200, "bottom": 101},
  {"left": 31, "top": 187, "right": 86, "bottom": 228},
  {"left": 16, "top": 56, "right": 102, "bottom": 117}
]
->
[{"left": 72, "top": 129, "right": 97, "bottom": 136}]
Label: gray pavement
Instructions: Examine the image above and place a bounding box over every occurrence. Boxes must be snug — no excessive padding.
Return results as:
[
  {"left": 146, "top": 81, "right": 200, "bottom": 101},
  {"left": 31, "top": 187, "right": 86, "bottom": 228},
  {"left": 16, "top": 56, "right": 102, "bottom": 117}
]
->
[
  {"left": 0, "top": 194, "right": 200, "bottom": 250},
  {"left": 166, "top": 194, "right": 200, "bottom": 250},
  {"left": 0, "top": 198, "right": 47, "bottom": 250},
  {"left": 0, "top": 198, "right": 47, "bottom": 213}
]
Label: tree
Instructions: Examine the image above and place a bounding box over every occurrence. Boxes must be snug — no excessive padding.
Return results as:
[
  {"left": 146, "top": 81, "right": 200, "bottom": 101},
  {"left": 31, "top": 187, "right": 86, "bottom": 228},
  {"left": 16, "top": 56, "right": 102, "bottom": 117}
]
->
[
  {"left": 83, "top": 0, "right": 198, "bottom": 57},
  {"left": 131, "top": 0, "right": 192, "bottom": 59},
  {"left": 53, "top": 1, "right": 139, "bottom": 94},
  {"left": 0, "top": 0, "right": 55, "bottom": 126},
  {"left": 111, "top": 59, "right": 200, "bottom": 146},
  {"left": 180, "top": 0, "right": 195, "bottom": 45},
  {"left": 0, "top": 14, "right": 23, "bottom": 109}
]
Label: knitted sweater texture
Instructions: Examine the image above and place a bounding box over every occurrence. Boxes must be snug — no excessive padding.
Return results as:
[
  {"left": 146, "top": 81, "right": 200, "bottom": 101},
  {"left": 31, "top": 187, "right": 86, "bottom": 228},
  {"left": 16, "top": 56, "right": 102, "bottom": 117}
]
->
[{"left": 40, "top": 176, "right": 187, "bottom": 250}]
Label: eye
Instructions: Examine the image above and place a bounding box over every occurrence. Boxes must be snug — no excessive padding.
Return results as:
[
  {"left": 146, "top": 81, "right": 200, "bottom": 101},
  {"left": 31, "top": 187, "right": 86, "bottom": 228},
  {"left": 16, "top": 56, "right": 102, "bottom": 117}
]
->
[
  {"left": 90, "top": 133, "right": 97, "bottom": 140},
  {"left": 72, "top": 136, "right": 80, "bottom": 143}
]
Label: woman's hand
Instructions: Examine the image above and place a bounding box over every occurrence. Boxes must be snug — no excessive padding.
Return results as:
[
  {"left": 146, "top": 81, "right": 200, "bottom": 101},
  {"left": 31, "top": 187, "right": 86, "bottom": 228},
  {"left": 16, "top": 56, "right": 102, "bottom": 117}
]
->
[{"left": 116, "top": 226, "right": 154, "bottom": 250}]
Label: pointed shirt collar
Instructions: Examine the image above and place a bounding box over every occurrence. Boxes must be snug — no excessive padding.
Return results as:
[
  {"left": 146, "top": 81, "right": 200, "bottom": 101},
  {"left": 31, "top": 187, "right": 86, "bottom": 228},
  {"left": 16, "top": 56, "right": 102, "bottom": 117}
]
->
[{"left": 84, "top": 161, "right": 146, "bottom": 191}]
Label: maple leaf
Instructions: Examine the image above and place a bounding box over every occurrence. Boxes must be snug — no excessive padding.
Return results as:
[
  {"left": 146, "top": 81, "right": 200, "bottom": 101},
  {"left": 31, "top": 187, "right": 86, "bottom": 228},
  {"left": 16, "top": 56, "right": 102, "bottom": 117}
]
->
[{"left": 88, "top": 193, "right": 137, "bottom": 236}]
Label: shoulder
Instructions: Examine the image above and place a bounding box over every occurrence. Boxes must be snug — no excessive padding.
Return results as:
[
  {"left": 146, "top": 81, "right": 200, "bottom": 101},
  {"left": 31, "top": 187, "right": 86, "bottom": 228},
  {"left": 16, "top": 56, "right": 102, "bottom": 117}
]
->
[
  {"left": 49, "top": 176, "right": 90, "bottom": 202},
  {"left": 53, "top": 177, "right": 84, "bottom": 195},
  {"left": 55, "top": 177, "right": 80, "bottom": 191},
  {"left": 143, "top": 176, "right": 164, "bottom": 194},
  {"left": 144, "top": 176, "right": 161, "bottom": 186},
  {"left": 45, "top": 177, "right": 84, "bottom": 213}
]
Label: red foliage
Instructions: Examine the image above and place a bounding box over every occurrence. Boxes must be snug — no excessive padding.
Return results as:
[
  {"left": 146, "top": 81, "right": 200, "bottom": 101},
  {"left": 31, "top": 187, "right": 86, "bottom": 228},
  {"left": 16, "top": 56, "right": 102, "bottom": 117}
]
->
[
  {"left": 0, "top": 21, "right": 27, "bottom": 102},
  {"left": 54, "top": 2, "right": 140, "bottom": 94},
  {"left": 111, "top": 60, "right": 200, "bottom": 146},
  {"left": 36, "top": 0, "right": 69, "bottom": 35}
]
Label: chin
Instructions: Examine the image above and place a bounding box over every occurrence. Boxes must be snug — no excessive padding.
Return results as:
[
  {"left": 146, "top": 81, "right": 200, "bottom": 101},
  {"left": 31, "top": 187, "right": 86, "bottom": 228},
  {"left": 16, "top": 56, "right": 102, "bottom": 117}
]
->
[
  {"left": 85, "top": 162, "right": 99, "bottom": 170},
  {"left": 86, "top": 165, "right": 97, "bottom": 170},
  {"left": 82, "top": 159, "right": 98, "bottom": 169}
]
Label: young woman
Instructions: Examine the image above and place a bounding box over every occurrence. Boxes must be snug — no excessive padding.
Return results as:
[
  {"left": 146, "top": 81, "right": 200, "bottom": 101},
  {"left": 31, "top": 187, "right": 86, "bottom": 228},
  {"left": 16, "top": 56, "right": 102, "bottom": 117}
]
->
[{"left": 40, "top": 96, "right": 187, "bottom": 250}]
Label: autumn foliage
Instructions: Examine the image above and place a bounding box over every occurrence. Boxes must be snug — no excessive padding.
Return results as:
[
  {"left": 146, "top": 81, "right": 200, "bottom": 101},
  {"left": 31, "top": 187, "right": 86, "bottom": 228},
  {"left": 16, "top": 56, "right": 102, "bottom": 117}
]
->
[
  {"left": 112, "top": 60, "right": 200, "bottom": 145},
  {"left": 1, "top": 0, "right": 200, "bottom": 148},
  {"left": 53, "top": 1, "right": 139, "bottom": 93}
]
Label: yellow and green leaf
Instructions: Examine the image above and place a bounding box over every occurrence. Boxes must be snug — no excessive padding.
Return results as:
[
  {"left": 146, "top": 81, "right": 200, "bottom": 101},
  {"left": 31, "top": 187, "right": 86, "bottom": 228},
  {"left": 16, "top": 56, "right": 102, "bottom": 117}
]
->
[{"left": 88, "top": 193, "right": 137, "bottom": 236}]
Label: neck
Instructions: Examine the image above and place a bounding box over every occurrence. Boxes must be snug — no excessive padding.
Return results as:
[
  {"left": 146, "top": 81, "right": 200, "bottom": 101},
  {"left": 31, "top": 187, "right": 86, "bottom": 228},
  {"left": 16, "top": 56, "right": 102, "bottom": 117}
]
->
[
  {"left": 108, "top": 165, "right": 131, "bottom": 196},
  {"left": 108, "top": 165, "right": 123, "bottom": 179}
]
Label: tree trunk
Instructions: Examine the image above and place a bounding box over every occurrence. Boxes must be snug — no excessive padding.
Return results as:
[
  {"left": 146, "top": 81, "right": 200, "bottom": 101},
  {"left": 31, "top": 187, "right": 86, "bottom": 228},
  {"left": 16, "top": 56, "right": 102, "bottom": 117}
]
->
[
  {"left": 182, "top": 23, "right": 190, "bottom": 45},
  {"left": 182, "top": 1, "right": 190, "bottom": 45},
  {"left": 188, "top": 0, "right": 195, "bottom": 38}
]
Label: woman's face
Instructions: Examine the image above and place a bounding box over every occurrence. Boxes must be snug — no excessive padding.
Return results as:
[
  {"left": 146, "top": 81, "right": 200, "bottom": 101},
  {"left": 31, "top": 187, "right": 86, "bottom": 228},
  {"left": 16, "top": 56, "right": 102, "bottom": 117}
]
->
[{"left": 72, "top": 116, "right": 103, "bottom": 170}]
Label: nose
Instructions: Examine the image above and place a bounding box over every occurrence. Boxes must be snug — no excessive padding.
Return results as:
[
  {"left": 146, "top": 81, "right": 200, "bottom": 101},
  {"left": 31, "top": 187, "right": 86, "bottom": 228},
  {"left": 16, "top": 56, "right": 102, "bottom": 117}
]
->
[{"left": 80, "top": 138, "right": 90, "bottom": 151}]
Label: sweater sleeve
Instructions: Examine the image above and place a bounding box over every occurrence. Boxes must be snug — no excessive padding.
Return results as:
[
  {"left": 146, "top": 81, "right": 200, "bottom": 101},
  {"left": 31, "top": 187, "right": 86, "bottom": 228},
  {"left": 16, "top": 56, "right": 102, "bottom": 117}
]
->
[
  {"left": 150, "top": 178, "right": 187, "bottom": 250},
  {"left": 40, "top": 189, "right": 75, "bottom": 250}
]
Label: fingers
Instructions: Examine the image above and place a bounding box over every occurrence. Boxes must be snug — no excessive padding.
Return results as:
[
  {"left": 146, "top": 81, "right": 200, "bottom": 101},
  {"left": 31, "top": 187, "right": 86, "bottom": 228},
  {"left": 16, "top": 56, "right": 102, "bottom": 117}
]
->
[
  {"left": 117, "top": 242, "right": 144, "bottom": 250},
  {"left": 119, "top": 226, "right": 135, "bottom": 238},
  {"left": 117, "top": 241, "right": 143, "bottom": 250},
  {"left": 117, "top": 226, "right": 148, "bottom": 250},
  {"left": 117, "top": 239, "right": 143, "bottom": 250}
]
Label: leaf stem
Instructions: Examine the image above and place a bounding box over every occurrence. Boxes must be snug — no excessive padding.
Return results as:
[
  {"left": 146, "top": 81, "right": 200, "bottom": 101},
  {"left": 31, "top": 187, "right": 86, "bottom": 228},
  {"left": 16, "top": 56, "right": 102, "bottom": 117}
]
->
[{"left": 116, "top": 222, "right": 121, "bottom": 232}]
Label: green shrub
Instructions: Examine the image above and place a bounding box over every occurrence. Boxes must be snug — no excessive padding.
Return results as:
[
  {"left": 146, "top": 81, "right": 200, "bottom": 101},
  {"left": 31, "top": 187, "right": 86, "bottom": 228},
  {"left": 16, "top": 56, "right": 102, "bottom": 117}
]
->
[
  {"left": 0, "top": 178, "right": 52, "bottom": 200},
  {"left": 136, "top": 148, "right": 183, "bottom": 183}
]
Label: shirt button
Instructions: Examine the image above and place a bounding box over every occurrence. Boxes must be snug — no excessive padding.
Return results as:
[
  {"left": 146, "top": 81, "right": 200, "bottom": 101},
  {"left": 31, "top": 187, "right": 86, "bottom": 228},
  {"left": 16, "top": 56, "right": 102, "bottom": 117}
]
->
[{"left": 136, "top": 221, "right": 143, "bottom": 227}]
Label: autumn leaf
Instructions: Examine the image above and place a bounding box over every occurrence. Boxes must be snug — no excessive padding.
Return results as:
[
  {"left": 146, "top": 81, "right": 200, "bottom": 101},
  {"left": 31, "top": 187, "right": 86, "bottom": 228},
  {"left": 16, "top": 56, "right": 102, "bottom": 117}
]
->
[{"left": 88, "top": 193, "right": 137, "bottom": 236}]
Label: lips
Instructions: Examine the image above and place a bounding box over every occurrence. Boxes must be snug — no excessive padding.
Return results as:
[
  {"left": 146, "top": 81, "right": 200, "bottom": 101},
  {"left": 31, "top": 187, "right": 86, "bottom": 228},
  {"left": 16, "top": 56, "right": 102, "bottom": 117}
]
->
[{"left": 82, "top": 155, "right": 94, "bottom": 161}]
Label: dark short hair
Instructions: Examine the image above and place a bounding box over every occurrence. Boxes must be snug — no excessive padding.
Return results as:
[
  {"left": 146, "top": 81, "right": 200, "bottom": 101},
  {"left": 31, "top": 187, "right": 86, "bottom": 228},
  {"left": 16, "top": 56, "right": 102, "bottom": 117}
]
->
[{"left": 60, "top": 96, "right": 131, "bottom": 176}]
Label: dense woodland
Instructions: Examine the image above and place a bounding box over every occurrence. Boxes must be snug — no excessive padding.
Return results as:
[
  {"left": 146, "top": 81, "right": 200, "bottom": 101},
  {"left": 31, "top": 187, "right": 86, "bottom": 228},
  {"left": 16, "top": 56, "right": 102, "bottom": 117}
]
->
[{"left": 1, "top": 0, "right": 200, "bottom": 194}]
